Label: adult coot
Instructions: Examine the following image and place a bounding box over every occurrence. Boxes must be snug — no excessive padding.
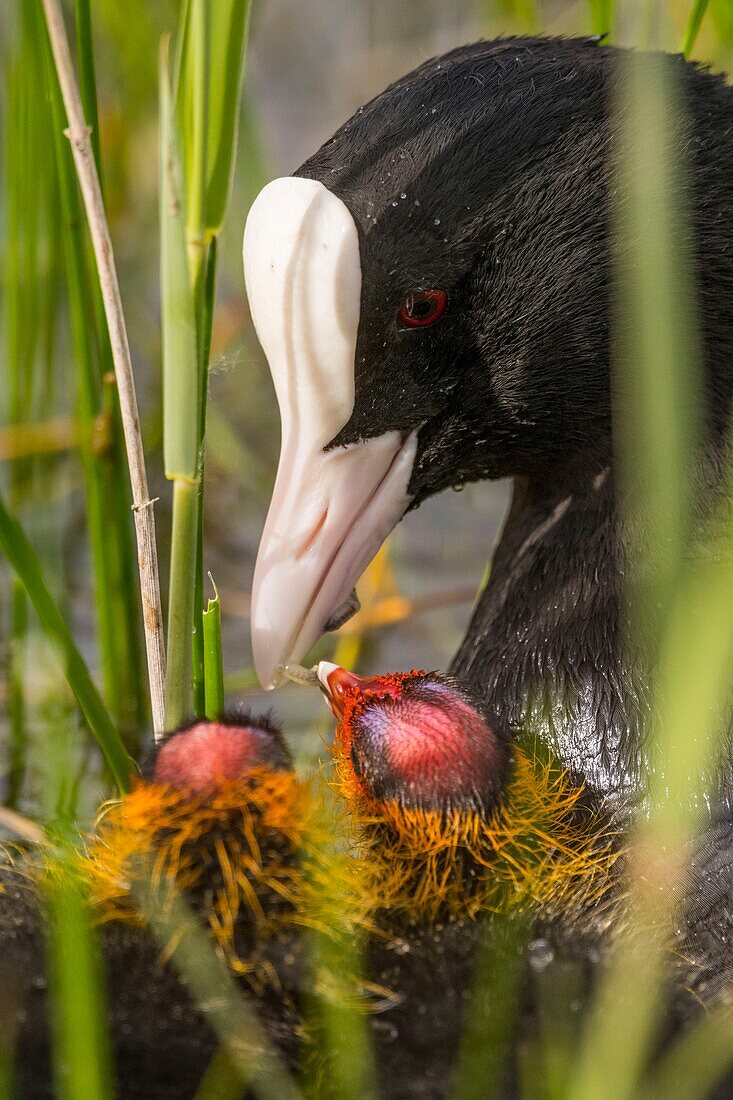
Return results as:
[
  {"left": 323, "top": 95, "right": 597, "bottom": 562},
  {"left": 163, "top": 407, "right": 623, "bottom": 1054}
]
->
[{"left": 244, "top": 36, "right": 733, "bottom": 799}]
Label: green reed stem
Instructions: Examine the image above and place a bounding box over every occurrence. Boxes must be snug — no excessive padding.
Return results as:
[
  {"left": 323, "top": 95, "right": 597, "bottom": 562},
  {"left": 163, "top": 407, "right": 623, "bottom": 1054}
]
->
[
  {"left": 0, "top": 489, "right": 131, "bottom": 792},
  {"left": 681, "top": 0, "right": 712, "bottom": 56},
  {"left": 161, "top": 37, "right": 199, "bottom": 730},
  {"left": 165, "top": 477, "right": 199, "bottom": 730},
  {"left": 185, "top": 0, "right": 209, "bottom": 286},
  {"left": 203, "top": 576, "right": 224, "bottom": 720},
  {"left": 167, "top": 0, "right": 250, "bottom": 724},
  {"left": 192, "top": 237, "right": 218, "bottom": 717},
  {"left": 182, "top": 1, "right": 211, "bottom": 720}
]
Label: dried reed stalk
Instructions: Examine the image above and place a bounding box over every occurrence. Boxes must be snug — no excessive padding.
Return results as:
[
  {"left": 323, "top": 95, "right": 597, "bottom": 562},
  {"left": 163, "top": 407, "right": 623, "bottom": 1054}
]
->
[{"left": 41, "top": 0, "right": 166, "bottom": 739}]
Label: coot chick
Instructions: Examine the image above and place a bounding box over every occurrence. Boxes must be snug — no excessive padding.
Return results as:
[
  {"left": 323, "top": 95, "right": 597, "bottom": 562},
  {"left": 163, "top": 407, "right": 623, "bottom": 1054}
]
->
[
  {"left": 318, "top": 662, "right": 616, "bottom": 923},
  {"left": 313, "top": 661, "right": 619, "bottom": 1099},
  {"left": 1, "top": 716, "right": 310, "bottom": 1099}
]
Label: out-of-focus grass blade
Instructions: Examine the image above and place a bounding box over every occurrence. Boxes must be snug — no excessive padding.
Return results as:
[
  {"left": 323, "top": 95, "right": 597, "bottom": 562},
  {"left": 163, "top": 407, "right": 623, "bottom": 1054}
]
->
[
  {"left": 588, "top": 0, "right": 614, "bottom": 38},
  {"left": 452, "top": 912, "right": 531, "bottom": 1100},
  {"left": 44, "top": 22, "right": 131, "bottom": 736},
  {"left": 643, "top": 1006, "right": 733, "bottom": 1100},
  {"left": 176, "top": 0, "right": 251, "bottom": 240},
  {"left": 303, "top": 925, "right": 377, "bottom": 1100},
  {"left": 300, "top": 801, "right": 377, "bottom": 1100},
  {"left": 202, "top": 574, "right": 224, "bottom": 719},
  {"left": 566, "top": 50, "right": 732, "bottom": 1100},
  {"left": 681, "top": 0, "right": 712, "bottom": 57},
  {"left": 69, "top": 0, "right": 146, "bottom": 737},
  {"left": 3, "top": 15, "right": 34, "bottom": 806},
  {"left": 612, "top": 52, "right": 701, "bottom": 647},
  {"left": 194, "top": 1046, "right": 247, "bottom": 1100},
  {"left": 45, "top": 855, "right": 115, "bottom": 1100},
  {"left": 492, "top": 0, "right": 539, "bottom": 33},
  {"left": 568, "top": 533, "right": 733, "bottom": 1100},
  {"left": 160, "top": 38, "right": 198, "bottom": 483},
  {"left": 133, "top": 878, "right": 302, "bottom": 1100},
  {"left": 0, "top": 490, "right": 131, "bottom": 793}
]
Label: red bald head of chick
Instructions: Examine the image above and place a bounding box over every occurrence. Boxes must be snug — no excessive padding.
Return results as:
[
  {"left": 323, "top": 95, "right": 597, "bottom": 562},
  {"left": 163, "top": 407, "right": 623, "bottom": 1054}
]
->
[
  {"left": 145, "top": 715, "right": 292, "bottom": 793},
  {"left": 317, "top": 663, "right": 511, "bottom": 817}
]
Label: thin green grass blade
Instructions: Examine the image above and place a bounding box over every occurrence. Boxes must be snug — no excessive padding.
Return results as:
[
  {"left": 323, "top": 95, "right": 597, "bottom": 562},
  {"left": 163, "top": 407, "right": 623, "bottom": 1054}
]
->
[
  {"left": 29, "top": 0, "right": 145, "bottom": 737},
  {"left": 45, "top": 853, "right": 115, "bottom": 1100},
  {"left": 0, "top": 490, "right": 131, "bottom": 792},
  {"left": 69, "top": 0, "right": 145, "bottom": 734},
  {"left": 568, "top": 531, "right": 733, "bottom": 1100},
  {"left": 75, "top": 0, "right": 145, "bottom": 733},
  {"left": 201, "top": 0, "right": 251, "bottom": 235},
  {"left": 202, "top": 575, "right": 224, "bottom": 720},
  {"left": 3, "top": 24, "right": 34, "bottom": 806},
  {"left": 613, "top": 52, "right": 701, "bottom": 650},
  {"left": 681, "top": 0, "right": 712, "bottom": 56},
  {"left": 193, "top": 237, "right": 218, "bottom": 717},
  {"left": 73, "top": 0, "right": 102, "bottom": 180},
  {"left": 183, "top": 0, "right": 208, "bottom": 279}
]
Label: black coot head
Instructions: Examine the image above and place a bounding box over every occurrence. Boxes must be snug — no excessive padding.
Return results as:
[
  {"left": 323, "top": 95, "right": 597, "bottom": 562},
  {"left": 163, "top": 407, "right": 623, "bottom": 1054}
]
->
[
  {"left": 295, "top": 36, "right": 731, "bottom": 496},
  {"left": 296, "top": 37, "right": 616, "bottom": 496}
]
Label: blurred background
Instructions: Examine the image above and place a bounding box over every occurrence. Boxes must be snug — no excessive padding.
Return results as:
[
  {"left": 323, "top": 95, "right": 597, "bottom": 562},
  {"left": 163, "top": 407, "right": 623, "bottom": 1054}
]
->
[{"left": 1, "top": 0, "right": 732, "bottom": 811}]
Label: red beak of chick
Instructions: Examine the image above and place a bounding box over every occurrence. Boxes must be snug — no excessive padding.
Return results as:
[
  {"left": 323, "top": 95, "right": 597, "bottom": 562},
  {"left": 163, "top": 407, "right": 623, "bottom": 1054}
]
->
[{"left": 316, "top": 661, "right": 403, "bottom": 719}]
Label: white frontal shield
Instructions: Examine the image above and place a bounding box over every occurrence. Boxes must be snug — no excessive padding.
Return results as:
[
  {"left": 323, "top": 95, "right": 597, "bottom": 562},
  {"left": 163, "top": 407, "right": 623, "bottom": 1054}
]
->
[{"left": 244, "top": 177, "right": 416, "bottom": 688}]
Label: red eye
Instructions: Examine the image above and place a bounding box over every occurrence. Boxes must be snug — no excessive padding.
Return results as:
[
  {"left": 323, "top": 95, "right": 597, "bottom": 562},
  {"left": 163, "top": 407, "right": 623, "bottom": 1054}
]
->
[{"left": 397, "top": 289, "right": 447, "bottom": 328}]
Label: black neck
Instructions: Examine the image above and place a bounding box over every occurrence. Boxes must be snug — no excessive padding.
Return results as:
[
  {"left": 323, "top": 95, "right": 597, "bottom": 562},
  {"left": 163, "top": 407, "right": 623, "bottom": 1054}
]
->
[{"left": 451, "top": 467, "right": 646, "bottom": 799}]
